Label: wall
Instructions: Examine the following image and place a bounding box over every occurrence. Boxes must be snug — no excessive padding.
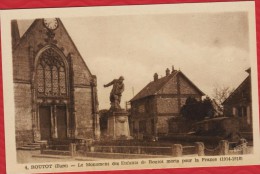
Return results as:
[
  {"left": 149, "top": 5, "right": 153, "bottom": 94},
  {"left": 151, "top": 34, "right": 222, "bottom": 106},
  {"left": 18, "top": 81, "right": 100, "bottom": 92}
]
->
[
  {"left": 157, "top": 116, "right": 173, "bottom": 134},
  {"left": 157, "top": 97, "right": 178, "bottom": 114},
  {"left": 179, "top": 75, "right": 199, "bottom": 94},
  {"left": 13, "top": 19, "right": 96, "bottom": 146},
  {"left": 131, "top": 97, "right": 156, "bottom": 118},
  {"left": 14, "top": 83, "right": 33, "bottom": 147},
  {"left": 130, "top": 72, "right": 204, "bottom": 136},
  {"left": 158, "top": 77, "right": 177, "bottom": 94},
  {"left": 74, "top": 87, "right": 94, "bottom": 139},
  {"left": 223, "top": 76, "right": 252, "bottom": 132},
  {"left": 168, "top": 118, "right": 193, "bottom": 133},
  {"left": 13, "top": 19, "right": 92, "bottom": 86},
  {"left": 130, "top": 97, "right": 157, "bottom": 138}
]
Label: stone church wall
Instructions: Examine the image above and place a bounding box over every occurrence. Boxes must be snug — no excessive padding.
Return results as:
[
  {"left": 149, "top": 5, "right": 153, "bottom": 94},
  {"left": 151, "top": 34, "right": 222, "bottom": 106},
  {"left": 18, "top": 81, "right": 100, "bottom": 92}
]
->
[
  {"left": 12, "top": 19, "right": 98, "bottom": 147},
  {"left": 14, "top": 83, "right": 33, "bottom": 147},
  {"left": 74, "top": 87, "right": 94, "bottom": 139}
]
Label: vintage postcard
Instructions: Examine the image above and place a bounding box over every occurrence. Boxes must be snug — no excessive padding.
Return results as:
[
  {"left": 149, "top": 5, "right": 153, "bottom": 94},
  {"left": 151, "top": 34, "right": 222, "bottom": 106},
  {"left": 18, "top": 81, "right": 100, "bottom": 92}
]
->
[{"left": 1, "top": 1, "right": 259, "bottom": 173}]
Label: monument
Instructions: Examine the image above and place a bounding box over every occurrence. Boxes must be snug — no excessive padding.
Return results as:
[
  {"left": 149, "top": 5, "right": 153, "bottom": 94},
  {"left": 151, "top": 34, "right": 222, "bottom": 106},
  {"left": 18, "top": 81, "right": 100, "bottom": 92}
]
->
[{"left": 104, "top": 76, "right": 131, "bottom": 139}]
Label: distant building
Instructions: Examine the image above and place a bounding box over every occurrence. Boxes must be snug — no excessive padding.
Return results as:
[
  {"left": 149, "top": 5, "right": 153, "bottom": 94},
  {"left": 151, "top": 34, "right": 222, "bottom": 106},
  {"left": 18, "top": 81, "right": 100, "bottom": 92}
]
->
[
  {"left": 12, "top": 19, "right": 100, "bottom": 148},
  {"left": 223, "top": 68, "right": 252, "bottom": 132},
  {"left": 130, "top": 67, "right": 204, "bottom": 138}
]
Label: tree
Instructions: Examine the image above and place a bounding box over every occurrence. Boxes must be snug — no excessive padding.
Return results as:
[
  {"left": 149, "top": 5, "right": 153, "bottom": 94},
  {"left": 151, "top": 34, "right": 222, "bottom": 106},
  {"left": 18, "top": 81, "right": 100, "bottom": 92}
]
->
[
  {"left": 201, "top": 97, "right": 215, "bottom": 118},
  {"left": 180, "top": 97, "right": 200, "bottom": 121},
  {"left": 180, "top": 97, "right": 215, "bottom": 121},
  {"left": 212, "top": 85, "right": 234, "bottom": 106}
]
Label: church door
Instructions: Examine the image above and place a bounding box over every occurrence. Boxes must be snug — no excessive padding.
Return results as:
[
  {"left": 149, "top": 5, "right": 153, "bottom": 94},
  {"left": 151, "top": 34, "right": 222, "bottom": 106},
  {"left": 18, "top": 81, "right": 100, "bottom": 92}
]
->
[
  {"left": 39, "top": 106, "right": 52, "bottom": 140},
  {"left": 56, "top": 106, "right": 67, "bottom": 139},
  {"left": 36, "top": 47, "right": 70, "bottom": 140}
]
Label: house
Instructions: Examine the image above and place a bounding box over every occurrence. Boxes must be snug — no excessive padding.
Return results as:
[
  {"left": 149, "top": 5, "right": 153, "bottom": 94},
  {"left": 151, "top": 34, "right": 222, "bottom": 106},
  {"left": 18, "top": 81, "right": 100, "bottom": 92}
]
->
[
  {"left": 12, "top": 18, "right": 100, "bottom": 148},
  {"left": 130, "top": 67, "right": 204, "bottom": 138},
  {"left": 222, "top": 68, "right": 252, "bottom": 132}
]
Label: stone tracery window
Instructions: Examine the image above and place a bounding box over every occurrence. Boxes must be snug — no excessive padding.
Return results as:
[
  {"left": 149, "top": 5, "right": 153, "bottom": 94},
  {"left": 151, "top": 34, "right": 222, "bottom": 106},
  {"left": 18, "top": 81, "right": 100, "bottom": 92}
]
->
[
  {"left": 52, "top": 66, "right": 59, "bottom": 95},
  {"left": 59, "top": 67, "right": 66, "bottom": 94},
  {"left": 36, "top": 48, "right": 67, "bottom": 97},
  {"left": 37, "top": 65, "right": 44, "bottom": 93}
]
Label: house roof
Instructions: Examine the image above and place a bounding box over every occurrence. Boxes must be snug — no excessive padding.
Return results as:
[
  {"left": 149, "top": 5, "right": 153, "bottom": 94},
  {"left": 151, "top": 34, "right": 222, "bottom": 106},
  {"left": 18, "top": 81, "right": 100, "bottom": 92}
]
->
[
  {"left": 130, "top": 70, "right": 204, "bottom": 102},
  {"left": 222, "top": 68, "right": 251, "bottom": 105},
  {"left": 222, "top": 75, "right": 251, "bottom": 105}
]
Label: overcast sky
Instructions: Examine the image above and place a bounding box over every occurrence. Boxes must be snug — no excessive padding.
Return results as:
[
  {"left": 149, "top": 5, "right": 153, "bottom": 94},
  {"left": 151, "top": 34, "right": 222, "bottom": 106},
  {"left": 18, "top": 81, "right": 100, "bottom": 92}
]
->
[{"left": 17, "top": 12, "right": 250, "bottom": 109}]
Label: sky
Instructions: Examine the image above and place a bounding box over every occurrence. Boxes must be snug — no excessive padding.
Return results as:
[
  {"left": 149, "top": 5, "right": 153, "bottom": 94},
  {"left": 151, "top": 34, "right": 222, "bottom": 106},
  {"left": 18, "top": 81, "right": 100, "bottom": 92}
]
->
[{"left": 17, "top": 11, "right": 251, "bottom": 109}]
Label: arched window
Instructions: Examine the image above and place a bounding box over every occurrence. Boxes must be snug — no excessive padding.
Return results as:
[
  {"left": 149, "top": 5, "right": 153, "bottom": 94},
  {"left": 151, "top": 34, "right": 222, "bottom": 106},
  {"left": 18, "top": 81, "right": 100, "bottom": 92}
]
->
[
  {"left": 52, "top": 66, "right": 59, "bottom": 95},
  {"left": 59, "top": 67, "right": 66, "bottom": 94},
  {"left": 36, "top": 48, "right": 67, "bottom": 97}
]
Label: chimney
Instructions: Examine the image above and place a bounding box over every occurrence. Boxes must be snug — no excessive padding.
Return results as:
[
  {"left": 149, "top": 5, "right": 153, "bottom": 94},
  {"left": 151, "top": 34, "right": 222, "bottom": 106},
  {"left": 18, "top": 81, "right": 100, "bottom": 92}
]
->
[
  {"left": 246, "top": 68, "right": 251, "bottom": 75},
  {"left": 166, "top": 68, "right": 170, "bottom": 76},
  {"left": 171, "top": 65, "right": 175, "bottom": 73},
  {"left": 11, "top": 20, "right": 20, "bottom": 49},
  {"left": 154, "top": 73, "right": 158, "bottom": 81}
]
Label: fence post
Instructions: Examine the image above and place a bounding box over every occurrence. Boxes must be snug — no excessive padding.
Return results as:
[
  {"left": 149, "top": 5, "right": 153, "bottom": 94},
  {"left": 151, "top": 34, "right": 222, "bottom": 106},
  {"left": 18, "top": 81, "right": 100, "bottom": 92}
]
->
[
  {"left": 69, "top": 143, "right": 76, "bottom": 157},
  {"left": 84, "top": 141, "right": 88, "bottom": 156},
  {"left": 195, "top": 142, "right": 205, "bottom": 156},
  {"left": 137, "top": 146, "right": 141, "bottom": 154},
  {"left": 239, "top": 138, "right": 247, "bottom": 154},
  {"left": 40, "top": 144, "right": 46, "bottom": 154},
  {"left": 90, "top": 146, "right": 95, "bottom": 152},
  {"left": 137, "top": 146, "right": 142, "bottom": 154},
  {"left": 219, "top": 140, "right": 229, "bottom": 155},
  {"left": 172, "top": 144, "right": 183, "bottom": 157}
]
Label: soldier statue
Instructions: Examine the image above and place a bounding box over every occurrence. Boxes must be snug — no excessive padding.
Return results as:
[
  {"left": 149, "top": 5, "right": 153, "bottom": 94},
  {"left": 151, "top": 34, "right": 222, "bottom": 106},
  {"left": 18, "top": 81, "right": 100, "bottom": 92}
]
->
[{"left": 104, "top": 76, "right": 125, "bottom": 110}]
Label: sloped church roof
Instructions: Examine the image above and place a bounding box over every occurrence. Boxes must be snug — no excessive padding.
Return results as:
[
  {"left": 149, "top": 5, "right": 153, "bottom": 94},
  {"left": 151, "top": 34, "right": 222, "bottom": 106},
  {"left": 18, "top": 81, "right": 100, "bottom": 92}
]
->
[{"left": 12, "top": 18, "right": 94, "bottom": 86}]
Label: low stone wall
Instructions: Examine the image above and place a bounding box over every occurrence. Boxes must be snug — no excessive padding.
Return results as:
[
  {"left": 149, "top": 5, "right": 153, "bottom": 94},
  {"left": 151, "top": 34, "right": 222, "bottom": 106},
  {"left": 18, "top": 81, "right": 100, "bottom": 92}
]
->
[
  {"left": 16, "top": 130, "right": 33, "bottom": 148},
  {"left": 86, "top": 139, "right": 249, "bottom": 157},
  {"left": 40, "top": 139, "right": 249, "bottom": 157}
]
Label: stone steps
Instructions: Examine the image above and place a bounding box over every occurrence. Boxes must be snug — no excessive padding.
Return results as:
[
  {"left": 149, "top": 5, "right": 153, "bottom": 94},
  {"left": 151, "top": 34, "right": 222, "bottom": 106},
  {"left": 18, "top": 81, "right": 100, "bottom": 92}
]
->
[
  {"left": 42, "top": 149, "right": 71, "bottom": 156},
  {"left": 17, "top": 146, "right": 40, "bottom": 151},
  {"left": 32, "top": 154, "right": 72, "bottom": 159},
  {"left": 17, "top": 140, "right": 47, "bottom": 151},
  {"left": 24, "top": 144, "right": 41, "bottom": 147}
]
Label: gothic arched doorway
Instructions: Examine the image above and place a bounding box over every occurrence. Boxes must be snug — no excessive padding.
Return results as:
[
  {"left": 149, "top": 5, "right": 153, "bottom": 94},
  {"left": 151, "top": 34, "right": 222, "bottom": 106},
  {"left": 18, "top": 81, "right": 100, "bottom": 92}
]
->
[{"left": 34, "top": 47, "right": 70, "bottom": 140}]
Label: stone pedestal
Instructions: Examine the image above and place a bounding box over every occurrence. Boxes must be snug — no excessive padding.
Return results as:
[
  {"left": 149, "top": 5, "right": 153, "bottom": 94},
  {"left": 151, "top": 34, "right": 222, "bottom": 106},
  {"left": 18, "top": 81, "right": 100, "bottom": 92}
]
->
[
  {"left": 107, "top": 110, "right": 131, "bottom": 139},
  {"left": 33, "top": 129, "right": 41, "bottom": 142}
]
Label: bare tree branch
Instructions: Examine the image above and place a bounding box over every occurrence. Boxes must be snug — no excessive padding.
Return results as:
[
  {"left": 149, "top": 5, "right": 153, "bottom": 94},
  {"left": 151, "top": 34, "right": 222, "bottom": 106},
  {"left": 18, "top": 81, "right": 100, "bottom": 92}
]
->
[{"left": 212, "top": 85, "right": 234, "bottom": 106}]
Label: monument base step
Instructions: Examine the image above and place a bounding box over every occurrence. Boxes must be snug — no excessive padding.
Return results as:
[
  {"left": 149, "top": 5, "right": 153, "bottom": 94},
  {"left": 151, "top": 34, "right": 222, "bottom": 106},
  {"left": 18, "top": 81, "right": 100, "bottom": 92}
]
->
[{"left": 42, "top": 149, "right": 71, "bottom": 156}]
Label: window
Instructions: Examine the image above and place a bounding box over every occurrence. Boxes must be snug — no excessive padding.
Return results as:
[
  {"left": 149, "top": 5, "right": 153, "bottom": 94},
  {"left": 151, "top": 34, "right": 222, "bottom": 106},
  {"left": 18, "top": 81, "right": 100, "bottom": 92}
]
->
[
  {"left": 37, "top": 65, "right": 44, "bottom": 93},
  {"left": 36, "top": 48, "right": 67, "bottom": 97},
  {"left": 236, "top": 106, "right": 247, "bottom": 117}
]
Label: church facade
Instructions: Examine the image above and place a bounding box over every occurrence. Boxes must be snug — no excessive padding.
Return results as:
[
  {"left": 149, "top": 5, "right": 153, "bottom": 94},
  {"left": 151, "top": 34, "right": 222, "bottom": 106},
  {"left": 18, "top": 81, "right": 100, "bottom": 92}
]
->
[{"left": 11, "top": 18, "right": 100, "bottom": 148}]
